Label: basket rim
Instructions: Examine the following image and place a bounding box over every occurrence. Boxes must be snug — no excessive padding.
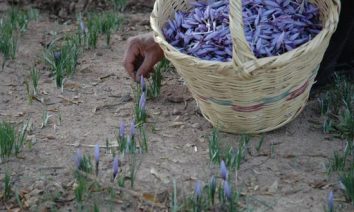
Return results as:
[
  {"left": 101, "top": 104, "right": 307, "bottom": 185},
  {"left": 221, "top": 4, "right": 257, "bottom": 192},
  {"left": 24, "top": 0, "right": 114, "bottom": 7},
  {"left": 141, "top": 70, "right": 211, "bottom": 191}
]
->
[{"left": 150, "top": 0, "right": 341, "bottom": 69}]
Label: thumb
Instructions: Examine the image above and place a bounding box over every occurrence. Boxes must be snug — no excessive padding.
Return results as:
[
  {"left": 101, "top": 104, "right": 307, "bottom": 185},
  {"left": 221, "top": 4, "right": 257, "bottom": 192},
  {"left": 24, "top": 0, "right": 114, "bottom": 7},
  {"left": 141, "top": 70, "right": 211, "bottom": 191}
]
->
[{"left": 135, "top": 55, "right": 155, "bottom": 81}]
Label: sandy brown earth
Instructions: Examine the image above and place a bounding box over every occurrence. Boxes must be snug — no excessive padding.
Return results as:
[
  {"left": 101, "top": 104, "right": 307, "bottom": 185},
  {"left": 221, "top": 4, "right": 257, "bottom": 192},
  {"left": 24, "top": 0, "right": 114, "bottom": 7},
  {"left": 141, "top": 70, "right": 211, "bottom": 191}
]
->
[{"left": 0, "top": 1, "right": 353, "bottom": 211}]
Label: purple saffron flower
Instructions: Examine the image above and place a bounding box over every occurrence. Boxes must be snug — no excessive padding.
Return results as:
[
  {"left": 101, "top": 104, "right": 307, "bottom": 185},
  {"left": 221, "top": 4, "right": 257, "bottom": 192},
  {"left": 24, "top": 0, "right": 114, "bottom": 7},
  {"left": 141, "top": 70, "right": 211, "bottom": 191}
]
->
[
  {"left": 130, "top": 120, "right": 135, "bottom": 137},
  {"left": 94, "top": 144, "right": 100, "bottom": 164},
  {"left": 194, "top": 180, "right": 202, "bottom": 199},
  {"left": 74, "top": 148, "right": 82, "bottom": 169},
  {"left": 53, "top": 51, "right": 61, "bottom": 62},
  {"left": 328, "top": 191, "right": 334, "bottom": 212},
  {"left": 140, "top": 75, "right": 146, "bottom": 92},
  {"left": 113, "top": 156, "right": 119, "bottom": 179},
  {"left": 223, "top": 181, "right": 232, "bottom": 200},
  {"left": 80, "top": 19, "right": 88, "bottom": 34},
  {"left": 139, "top": 92, "right": 146, "bottom": 111},
  {"left": 119, "top": 120, "right": 125, "bottom": 138},
  {"left": 220, "top": 160, "right": 228, "bottom": 181}
]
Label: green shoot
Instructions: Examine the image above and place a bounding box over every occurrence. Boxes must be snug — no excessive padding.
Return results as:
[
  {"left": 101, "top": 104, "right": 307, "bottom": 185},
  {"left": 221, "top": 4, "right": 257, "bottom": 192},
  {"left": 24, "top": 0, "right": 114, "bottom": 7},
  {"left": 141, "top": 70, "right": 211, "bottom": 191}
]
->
[
  {"left": 41, "top": 109, "right": 52, "bottom": 128},
  {"left": 30, "top": 67, "right": 40, "bottom": 95},
  {"left": 0, "top": 21, "right": 17, "bottom": 69},
  {"left": 148, "top": 58, "right": 170, "bottom": 98},
  {"left": 44, "top": 35, "right": 80, "bottom": 87},
  {"left": 208, "top": 128, "right": 220, "bottom": 164},
  {"left": 0, "top": 121, "right": 28, "bottom": 160},
  {"left": 128, "top": 153, "right": 143, "bottom": 188},
  {"left": 100, "top": 12, "right": 121, "bottom": 46},
  {"left": 4, "top": 171, "right": 12, "bottom": 200},
  {"left": 87, "top": 13, "right": 100, "bottom": 49},
  {"left": 74, "top": 175, "right": 88, "bottom": 204},
  {"left": 171, "top": 179, "right": 179, "bottom": 212},
  {"left": 256, "top": 135, "right": 265, "bottom": 152},
  {"left": 340, "top": 168, "right": 354, "bottom": 204},
  {"left": 110, "top": 0, "right": 128, "bottom": 12}
]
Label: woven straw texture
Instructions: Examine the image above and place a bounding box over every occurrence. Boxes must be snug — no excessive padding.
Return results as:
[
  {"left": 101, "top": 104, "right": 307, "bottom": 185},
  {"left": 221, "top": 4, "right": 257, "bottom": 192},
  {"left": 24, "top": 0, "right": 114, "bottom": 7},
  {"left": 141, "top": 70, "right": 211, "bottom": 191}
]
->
[{"left": 150, "top": 0, "right": 341, "bottom": 134}]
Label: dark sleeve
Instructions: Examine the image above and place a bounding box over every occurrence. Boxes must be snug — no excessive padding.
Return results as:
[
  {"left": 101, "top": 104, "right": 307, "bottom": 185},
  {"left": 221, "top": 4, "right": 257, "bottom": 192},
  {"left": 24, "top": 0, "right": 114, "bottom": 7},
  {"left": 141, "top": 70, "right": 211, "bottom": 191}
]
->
[{"left": 315, "top": 0, "right": 354, "bottom": 86}]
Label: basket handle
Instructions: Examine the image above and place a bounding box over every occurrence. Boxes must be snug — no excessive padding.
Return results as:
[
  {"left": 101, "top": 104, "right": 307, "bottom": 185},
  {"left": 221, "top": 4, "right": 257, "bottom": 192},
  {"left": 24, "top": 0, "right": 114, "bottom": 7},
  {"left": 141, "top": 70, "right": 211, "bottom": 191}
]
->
[{"left": 229, "top": 0, "right": 258, "bottom": 78}]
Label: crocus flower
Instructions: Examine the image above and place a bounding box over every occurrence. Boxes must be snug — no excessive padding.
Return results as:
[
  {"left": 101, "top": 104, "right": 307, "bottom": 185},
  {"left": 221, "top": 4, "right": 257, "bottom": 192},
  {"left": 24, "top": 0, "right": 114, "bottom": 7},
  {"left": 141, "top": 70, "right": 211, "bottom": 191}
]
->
[
  {"left": 223, "top": 180, "right": 232, "bottom": 200},
  {"left": 220, "top": 160, "right": 228, "bottom": 181},
  {"left": 119, "top": 120, "right": 125, "bottom": 138},
  {"left": 80, "top": 19, "right": 88, "bottom": 34},
  {"left": 139, "top": 92, "right": 146, "bottom": 111},
  {"left": 194, "top": 180, "right": 202, "bottom": 199},
  {"left": 140, "top": 75, "right": 146, "bottom": 92},
  {"left": 53, "top": 51, "right": 61, "bottom": 62},
  {"left": 74, "top": 148, "right": 82, "bottom": 169},
  {"left": 130, "top": 120, "right": 135, "bottom": 137},
  {"left": 94, "top": 144, "right": 100, "bottom": 176},
  {"left": 113, "top": 156, "right": 119, "bottom": 179},
  {"left": 328, "top": 191, "right": 334, "bottom": 212},
  {"left": 94, "top": 144, "right": 100, "bottom": 163}
]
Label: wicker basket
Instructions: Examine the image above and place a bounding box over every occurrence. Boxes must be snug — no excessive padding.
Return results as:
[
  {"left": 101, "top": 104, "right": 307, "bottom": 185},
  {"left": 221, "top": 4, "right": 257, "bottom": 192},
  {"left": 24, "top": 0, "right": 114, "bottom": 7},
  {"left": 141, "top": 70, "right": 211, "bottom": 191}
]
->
[{"left": 150, "top": 0, "right": 341, "bottom": 134}]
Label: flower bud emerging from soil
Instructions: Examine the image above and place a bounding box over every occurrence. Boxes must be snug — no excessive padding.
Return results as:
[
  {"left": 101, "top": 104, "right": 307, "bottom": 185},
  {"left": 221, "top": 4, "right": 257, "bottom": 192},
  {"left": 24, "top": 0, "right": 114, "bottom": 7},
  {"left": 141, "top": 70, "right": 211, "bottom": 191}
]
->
[
  {"left": 130, "top": 120, "right": 135, "bottom": 137},
  {"left": 53, "top": 51, "right": 61, "bottom": 62},
  {"left": 94, "top": 144, "right": 100, "bottom": 163},
  {"left": 328, "top": 191, "right": 334, "bottom": 212},
  {"left": 113, "top": 156, "right": 119, "bottom": 180},
  {"left": 119, "top": 120, "right": 125, "bottom": 138},
  {"left": 220, "top": 160, "right": 228, "bottom": 181},
  {"left": 74, "top": 148, "right": 82, "bottom": 169},
  {"left": 140, "top": 75, "right": 146, "bottom": 92},
  {"left": 80, "top": 20, "right": 88, "bottom": 34},
  {"left": 223, "top": 180, "right": 232, "bottom": 200},
  {"left": 94, "top": 144, "right": 100, "bottom": 176},
  {"left": 139, "top": 92, "right": 146, "bottom": 111},
  {"left": 194, "top": 180, "right": 202, "bottom": 199}
]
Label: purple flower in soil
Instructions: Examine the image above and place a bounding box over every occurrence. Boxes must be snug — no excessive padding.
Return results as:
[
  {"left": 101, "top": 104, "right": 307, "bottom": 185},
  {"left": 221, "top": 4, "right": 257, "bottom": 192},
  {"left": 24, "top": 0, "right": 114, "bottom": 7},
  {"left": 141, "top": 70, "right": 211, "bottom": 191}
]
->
[
  {"left": 328, "top": 191, "right": 334, "bottom": 212},
  {"left": 53, "top": 51, "right": 61, "bottom": 62},
  {"left": 220, "top": 160, "right": 228, "bottom": 181},
  {"left": 139, "top": 92, "right": 146, "bottom": 111},
  {"left": 194, "top": 180, "right": 202, "bottom": 199},
  {"left": 94, "top": 144, "right": 100, "bottom": 176},
  {"left": 80, "top": 19, "right": 88, "bottom": 34},
  {"left": 130, "top": 120, "right": 135, "bottom": 137},
  {"left": 140, "top": 75, "right": 146, "bottom": 92},
  {"left": 223, "top": 181, "right": 232, "bottom": 200},
  {"left": 94, "top": 144, "right": 100, "bottom": 164},
  {"left": 113, "top": 156, "right": 119, "bottom": 180},
  {"left": 119, "top": 120, "right": 125, "bottom": 138},
  {"left": 74, "top": 148, "right": 83, "bottom": 169}
]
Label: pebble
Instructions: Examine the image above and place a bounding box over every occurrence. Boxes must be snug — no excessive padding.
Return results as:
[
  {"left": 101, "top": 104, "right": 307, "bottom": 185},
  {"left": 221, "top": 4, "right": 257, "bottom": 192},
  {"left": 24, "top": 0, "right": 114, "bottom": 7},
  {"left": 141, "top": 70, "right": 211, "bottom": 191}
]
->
[
  {"left": 191, "top": 123, "right": 201, "bottom": 129},
  {"left": 172, "top": 108, "right": 182, "bottom": 115}
]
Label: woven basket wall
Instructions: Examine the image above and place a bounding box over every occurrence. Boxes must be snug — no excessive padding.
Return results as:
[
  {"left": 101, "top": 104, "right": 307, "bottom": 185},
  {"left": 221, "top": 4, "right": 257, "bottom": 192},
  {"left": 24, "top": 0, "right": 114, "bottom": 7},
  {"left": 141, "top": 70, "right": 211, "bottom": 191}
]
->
[{"left": 150, "top": 0, "right": 341, "bottom": 134}]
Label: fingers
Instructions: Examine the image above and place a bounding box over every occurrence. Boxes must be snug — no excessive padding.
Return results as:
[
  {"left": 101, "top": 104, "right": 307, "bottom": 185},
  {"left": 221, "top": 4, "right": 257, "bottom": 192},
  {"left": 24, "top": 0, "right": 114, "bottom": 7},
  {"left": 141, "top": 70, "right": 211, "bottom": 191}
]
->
[
  {"left": 123, "top": 38, "right": 141, "bottom": 80},
  {"left": 135, "top": 54, "right": 156, "bottom": 81}
]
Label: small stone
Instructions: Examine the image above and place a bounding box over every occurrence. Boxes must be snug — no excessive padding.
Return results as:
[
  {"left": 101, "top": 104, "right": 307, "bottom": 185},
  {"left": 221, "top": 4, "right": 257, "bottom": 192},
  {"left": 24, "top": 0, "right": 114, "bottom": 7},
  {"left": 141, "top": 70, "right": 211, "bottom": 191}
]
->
[
  {"left": 162, "top": 111, "right": 169, "bottom": 117},
  {"left": 172, "top": 108, "right": 182, "bottom": 115},
  {"left": 191, "top": 123, "right": 200, "bottom": 129}
]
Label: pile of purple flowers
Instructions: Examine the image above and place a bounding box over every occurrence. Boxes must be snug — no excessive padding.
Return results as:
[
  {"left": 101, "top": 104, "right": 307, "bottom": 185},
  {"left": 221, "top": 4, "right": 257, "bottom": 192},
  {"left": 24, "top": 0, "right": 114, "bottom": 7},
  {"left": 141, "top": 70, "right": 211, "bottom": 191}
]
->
[{"left": 163, "top": 0, "right": 322, "bottom": 61}]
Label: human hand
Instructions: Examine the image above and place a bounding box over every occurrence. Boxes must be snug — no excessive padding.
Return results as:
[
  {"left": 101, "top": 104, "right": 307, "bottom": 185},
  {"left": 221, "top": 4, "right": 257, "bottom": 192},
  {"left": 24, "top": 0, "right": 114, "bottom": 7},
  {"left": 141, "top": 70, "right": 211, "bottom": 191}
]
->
[{"left": 123, "top": 32, "right": 164, "bottom": 81}]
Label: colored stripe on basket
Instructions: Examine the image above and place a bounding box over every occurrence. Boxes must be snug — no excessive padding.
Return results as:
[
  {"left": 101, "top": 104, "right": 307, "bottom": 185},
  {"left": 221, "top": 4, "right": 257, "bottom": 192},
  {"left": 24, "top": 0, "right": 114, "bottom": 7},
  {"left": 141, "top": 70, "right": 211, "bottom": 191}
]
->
[
  {"left": 232, "top": 103, "right": 265, "bottom": 112},
  {"left": 286, "top": 80, "right": 309, "bottom": 101},
  {"left": 196, "top": 79, "right": 311, "bottom": 112}
]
